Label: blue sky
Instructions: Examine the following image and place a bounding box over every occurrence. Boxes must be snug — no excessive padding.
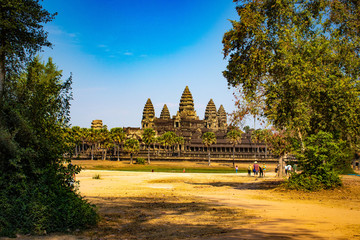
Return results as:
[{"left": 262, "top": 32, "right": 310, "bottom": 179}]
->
[{"left": 41, "top": 0, "right": 243, "bottom": 129}]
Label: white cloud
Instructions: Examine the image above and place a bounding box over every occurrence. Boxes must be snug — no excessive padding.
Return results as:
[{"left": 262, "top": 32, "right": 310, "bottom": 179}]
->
[{"left": 124, "top": 52, "right": 133, "bottom": 56}]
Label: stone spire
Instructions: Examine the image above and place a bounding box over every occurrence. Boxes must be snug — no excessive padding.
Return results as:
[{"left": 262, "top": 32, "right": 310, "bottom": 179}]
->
[
  {"left": 142, "top": 98, "right": 155, "bottom": 120},
  {"left": 141, "top": 98, "right": 155, "bottom": 129},
  {"left": 217, "top": 105, "right": 227, "bottom": 129},
  {"left": 204, "top": 99, "right": 217, "bottom": 120},
  {"left": 160, "top": 104, "right": 171, "bottom": 119},
  {"left": 179, "top": 86, "right": 197, "bottom": 118},
  {"left": 204, "top": 99, "right": 218, "bottom": 129}
]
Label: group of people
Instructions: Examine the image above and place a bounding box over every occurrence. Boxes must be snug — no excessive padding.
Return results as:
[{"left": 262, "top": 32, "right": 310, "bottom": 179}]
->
[{"left": 247, "top": 161, "right": 266, "bottom": 177}]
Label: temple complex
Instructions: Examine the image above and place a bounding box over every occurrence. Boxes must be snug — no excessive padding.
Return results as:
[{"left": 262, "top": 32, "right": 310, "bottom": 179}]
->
[
  {"left": 87, "top": 86, "right": 274, "bottom": 162},
  {"left": 141, "top": 86, "right": 228, "bottom": 142}
]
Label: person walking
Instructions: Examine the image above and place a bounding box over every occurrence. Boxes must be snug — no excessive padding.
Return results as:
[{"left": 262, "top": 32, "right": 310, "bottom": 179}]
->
[
  {"left": 247, "top": 164, "right": 252, "bottom": 176},
  {"left": 235, "top": 165, "right": 238, "bottom": 173},
  {"left": 259, "top": 165, "right": 263, "bottom": 177},
  {"left": 262, "top": 163, "right": 267, "bottom": 177},
  {"left": 253, "top": 161, "right": 259, "bottom": 176}
]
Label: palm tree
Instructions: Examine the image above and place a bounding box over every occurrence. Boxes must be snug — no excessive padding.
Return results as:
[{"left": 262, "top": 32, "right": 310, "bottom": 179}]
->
[
  {"left": 71, "top": 126, "right": 83, "bottom": 157},
  {"left": 142, "top": 128, "right": 156, "bottom": 164},
  {"left": 174, "top": 136, "right": 184, "bottom": 156},
  {"left": 162, "top": 131, "right": 177, "bottom": 156},
  {"left": 110, "top": 127, "right": 126, "bottom": 161},
  {"left": 85, "top": 128, "right": 97, "bottom": 160},
  {"left": 201, "top": 132, "right": 217, "bottom": 166},
  {"left": 124, "top": 138, "right": 140, "bottom": 164},
  {"left": 226, "top": 129, "right": 243, "bottom": 168}
]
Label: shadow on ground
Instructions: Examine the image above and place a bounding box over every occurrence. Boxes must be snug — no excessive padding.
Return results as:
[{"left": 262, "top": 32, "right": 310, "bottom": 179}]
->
[
  {"left": 77, "top": 195, "right": 323, "bottom": 240},
  {"left": 188, "top": 179, "right": 283, "bottom": 190}
]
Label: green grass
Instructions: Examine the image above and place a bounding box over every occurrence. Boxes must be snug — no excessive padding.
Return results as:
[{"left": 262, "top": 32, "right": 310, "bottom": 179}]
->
[{"left": 89, "top": 165, "right": 247, "bottom": 173}]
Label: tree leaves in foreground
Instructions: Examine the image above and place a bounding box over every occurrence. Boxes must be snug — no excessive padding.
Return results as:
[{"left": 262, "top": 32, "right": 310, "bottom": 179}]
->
[
  {"left": 223, "top": 0, "right": 360, "bottom": 190},
  {"left": 0, "top": 58, "right": 98, "bottom": 237},
  {"left": 0, "top": 0, "right": 56, "bottom": 94}
]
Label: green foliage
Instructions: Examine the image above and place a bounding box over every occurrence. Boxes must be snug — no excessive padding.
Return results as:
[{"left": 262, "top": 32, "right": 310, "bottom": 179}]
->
[
  {"left": 0, "top": 58, "right": 98, "bottom": 237},
  {"left": 0, "top": 0, "right": 56, "bottom": 93},
  {"left": 136, "top": 157, "right": 146, "bottom": 165},
  {"left": 226, "top": 130, "right": 243, "bottom": 146},
  {"left": 286, "top": 131, "right": 349, "bottom": 191},
  {"left": 201, "top": 132, "right": 217, "bottom": 147},
  {"left": 223, "top": 0, "right": 360, "bottom": 146},
  {"left": 224, "top": 0, "right": 360, "bottom": 189}
]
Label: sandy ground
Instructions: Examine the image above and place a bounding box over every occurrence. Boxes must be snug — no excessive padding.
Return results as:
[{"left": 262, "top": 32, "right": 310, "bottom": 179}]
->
[{"left": 7, "top": 167, "right": 360, "bottom": 240}]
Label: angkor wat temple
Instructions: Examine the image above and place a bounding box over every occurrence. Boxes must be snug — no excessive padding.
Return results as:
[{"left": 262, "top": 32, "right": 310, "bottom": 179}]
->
[
  {"left": 87, "top": 86, "right": 275, "bottom": 162},
  {"left": 141, "top": 86, "right": 227, "bottom": 141},
  {"left": 137, "top": 86, "right": 273, "bottom": 161}
]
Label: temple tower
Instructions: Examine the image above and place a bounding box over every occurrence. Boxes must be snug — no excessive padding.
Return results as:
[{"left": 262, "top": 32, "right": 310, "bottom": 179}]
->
[
  {"left": 217, "top": 105, "right": 227, "bottom": 130},
  {"left": 141, "top": 98, "right": 155, "bottom": 129},
  {"left": 204, "top": 99, "right": 218, "bottom": 130},
  {"left": 160, "top": 104, "right": 171, "bottom": 119},
  {"left": 91, "top": 119, "right": 103, "bottom": 129},
  {"left": 178, "top": 86, "right": 198, "bottom": 119}
]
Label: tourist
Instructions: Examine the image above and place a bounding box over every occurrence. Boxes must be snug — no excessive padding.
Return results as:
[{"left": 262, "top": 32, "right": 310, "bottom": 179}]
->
[
  {"left": 262, "top": 163, "right": 267, "bottom": 177},
  {"left": 247, "top": 164, "right": 252, "bottom": 176},
  {"left": 235, "top": 165, "right": 238, "bottom": 173},
  {"left": 285, "top": 165, "right": 288, "bottom": 175},
  {"left": 253, "top": 161, "right": 259, "bottom": 176},
  {"left": 259, "top": 164, "right": 263, "bottom": 177}
]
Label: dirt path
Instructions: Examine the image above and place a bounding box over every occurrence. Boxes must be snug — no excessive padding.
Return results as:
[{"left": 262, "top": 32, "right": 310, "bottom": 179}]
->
[
  {"left": 8, "top": 170, "right": 360, "bottom": 239},
  {"left": 75, "top": 170, "right": 360, "bottom": 240}
]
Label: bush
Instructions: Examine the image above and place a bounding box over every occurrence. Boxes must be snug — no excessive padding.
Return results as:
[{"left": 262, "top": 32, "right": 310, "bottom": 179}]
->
[
  {"left": 92, "top": 174, "right": 101, "bottom": 179},
  {"left": 136, "top": 157, "right": 146, "bottom": 165},
  {"left": 285, "top": 170, "right": 342, "bottom": 191},
  {"left": 286, "top": 131, "right": 348, "bottom": 191}
]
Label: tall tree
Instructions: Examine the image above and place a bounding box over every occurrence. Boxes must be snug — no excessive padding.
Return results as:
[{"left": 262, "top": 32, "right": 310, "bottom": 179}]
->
[
  {"left": 124, "top": 138, "right": 140, "bottom": 164},
  {"left": 0, "top": 0, "right": 56, "bottom": 96},
  {"left": 142, "top": 128, "right": 156, "bottom": 164},
  {"left": 161, "top": 131, "right": 177, "bottom": 156},
  {"left": 201, "top": 132, "right": 217, "bottom": 166},
  {"left": 110, "top": 127, "right": 126, "bottom": 161},
  {"left": 0, "top": 57, "right": 98, "bottom": 236},
  {"left": 226, "top": 129, "right": 243, "bottom": 168},
  {"left": 223, "top": 0, "right": 360, "bottom": 186}
]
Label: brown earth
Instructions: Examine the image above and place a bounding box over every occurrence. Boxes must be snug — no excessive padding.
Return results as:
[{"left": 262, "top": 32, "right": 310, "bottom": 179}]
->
[{"left": 6, "top": 161, "right": 360, "bottom": 240}]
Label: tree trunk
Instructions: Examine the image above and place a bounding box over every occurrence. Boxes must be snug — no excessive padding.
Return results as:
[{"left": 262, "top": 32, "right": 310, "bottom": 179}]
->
[
  {"left": 75, "top": 145, "right": 78, "bottom": 157},
  {"left": 117, "top": 145, "right": 120, "bottom": 161},
  {"left": 208, "top": 149, "right": 211, "bottom": 166},
  {"left": 232, "top": 145, "right": 235, "bottom": 168},
  {"left": 91, "top": 144, "right": 94, "bottom": 160},
  {"left": 147, "top": 146, "right": 151, "bottom": 164},
  {"left": 278, "top": 155, "right": 284, "bottom": 178},
  {"left": 0, "top": 51, "right": 5, "bottom": 97},
  {"left": 130, "top": 153, "right": 133, "bottom": 164}
]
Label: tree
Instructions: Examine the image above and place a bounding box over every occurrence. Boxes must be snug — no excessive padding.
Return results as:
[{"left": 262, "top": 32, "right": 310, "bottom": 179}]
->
[
  {"left": 0, "top": 57, "right": 98, "bottom": 236},
  {"left": 124, "top": 138, "right": 140, "bottom": 164},
  {"left": 223, "top": 0, "right": 360, "bottom": 187},
  {"left": 0, "top": 0, "right": 56, "bottom": 96},
  {"left": 252, "top": 128, "right": 294, "bottom": 177},
  {"left": 201, "top": 132, "right": 217, "bottom": 166},
  {"left": 161, "top": 131, "right": 177, "bottom": 156},
  {"left": 142, "top": 128, "right": 156, "bottom": 164},
  {"left": 227, "top": 130, "right": 243, "bottom": 168},
  {"left": 174, "top": 136, "right": 185, "bottom": 157},
  {"left": 110, "top": 127, "right": 126, "bottom": 161}
]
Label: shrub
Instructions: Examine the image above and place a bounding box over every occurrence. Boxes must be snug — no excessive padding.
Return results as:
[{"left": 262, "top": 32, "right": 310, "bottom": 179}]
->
[
  {"left": 136, "top": 157, "right": 146, "bottom": 165},
  {"left": 92, "top": 174, "right": 101, "bottom": 179}
]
